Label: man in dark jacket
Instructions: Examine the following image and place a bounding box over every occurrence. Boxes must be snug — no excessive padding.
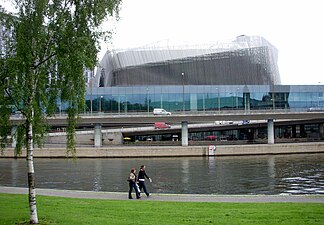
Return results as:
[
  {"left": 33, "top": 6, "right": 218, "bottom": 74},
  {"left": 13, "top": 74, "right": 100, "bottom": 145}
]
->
[{"left": 137, "top": 165, "right": 152, "bottom": 197}]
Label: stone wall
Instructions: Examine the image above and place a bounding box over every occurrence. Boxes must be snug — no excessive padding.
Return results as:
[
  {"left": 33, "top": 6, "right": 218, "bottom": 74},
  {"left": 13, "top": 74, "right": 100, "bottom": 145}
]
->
[{"left": 1, "top": 142, "right": 323, "bottom": 158}]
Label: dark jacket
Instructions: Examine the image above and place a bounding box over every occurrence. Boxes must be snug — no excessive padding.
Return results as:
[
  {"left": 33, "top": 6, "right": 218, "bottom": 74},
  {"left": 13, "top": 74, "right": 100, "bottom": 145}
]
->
[{"left": 138, "top": 170, "right": 149, "bottom": 181}]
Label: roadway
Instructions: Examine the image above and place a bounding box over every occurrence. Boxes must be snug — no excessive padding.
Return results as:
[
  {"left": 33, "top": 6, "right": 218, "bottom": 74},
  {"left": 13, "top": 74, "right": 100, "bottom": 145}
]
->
[
  {"left": 121, "top": 118, "right": 324, "bottom": 136},
  {"left": 9, "top": 110, "right": 324, "bottom": 126},
  {"left": 44, "top": 118, "right": 322, "bottom": 137}
]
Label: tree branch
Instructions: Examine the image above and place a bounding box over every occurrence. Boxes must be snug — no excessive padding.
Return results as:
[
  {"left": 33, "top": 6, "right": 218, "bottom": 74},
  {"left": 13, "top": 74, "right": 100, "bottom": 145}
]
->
[
  {"left": 4, "top": 88, "right": 27, "bottom": 120},
  {"left": 31, "top": 52, "right": 56, "bottom": 70}
]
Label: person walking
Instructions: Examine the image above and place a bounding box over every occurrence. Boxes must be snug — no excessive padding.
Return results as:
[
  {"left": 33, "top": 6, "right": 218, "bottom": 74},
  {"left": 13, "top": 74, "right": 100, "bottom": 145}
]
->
[
  {"left": 137, "top": 165, "right": 152, "bottom": 197},
  {"left": 128, "top": 168, "right": 141, "bottom": 199}
]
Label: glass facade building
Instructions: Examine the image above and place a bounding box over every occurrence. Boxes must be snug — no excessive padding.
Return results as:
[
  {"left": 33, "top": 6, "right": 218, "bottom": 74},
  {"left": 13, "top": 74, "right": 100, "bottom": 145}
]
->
[
  {"left": 82, "top": 35, "right": 324, "bottom": 115},
  {"left": 85, "top": 85, "right": 324, "bottom": 114}
]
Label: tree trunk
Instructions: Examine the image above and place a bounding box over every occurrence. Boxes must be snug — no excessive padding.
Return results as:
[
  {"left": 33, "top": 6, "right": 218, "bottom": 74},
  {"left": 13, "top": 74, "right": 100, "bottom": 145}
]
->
[{"left": 26, "top": 115, "right": 38, "bottom": 224}]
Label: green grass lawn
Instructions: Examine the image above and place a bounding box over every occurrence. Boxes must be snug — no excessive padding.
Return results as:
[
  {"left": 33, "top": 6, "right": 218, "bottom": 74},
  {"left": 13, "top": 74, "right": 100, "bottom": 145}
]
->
[{"left": 1, "top": 193, "right": 323, "bottom": 225}]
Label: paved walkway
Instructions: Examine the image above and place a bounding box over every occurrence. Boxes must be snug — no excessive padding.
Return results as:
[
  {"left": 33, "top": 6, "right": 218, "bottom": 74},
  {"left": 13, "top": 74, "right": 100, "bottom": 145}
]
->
[{"left": 1, "top": 186, "right": 323, "bottom": 203}]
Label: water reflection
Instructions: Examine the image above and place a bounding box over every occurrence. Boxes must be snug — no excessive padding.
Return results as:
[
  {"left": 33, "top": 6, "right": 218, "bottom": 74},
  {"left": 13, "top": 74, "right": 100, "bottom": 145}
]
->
[
  {"left": 0, "top": 153, "right": 323, "bottom": 195},
  {"left": 181, "top": 159, "right": 190, "bottom": 192},
  {"left": 93, "top": 160, "right": 103, "bottom": 191}
]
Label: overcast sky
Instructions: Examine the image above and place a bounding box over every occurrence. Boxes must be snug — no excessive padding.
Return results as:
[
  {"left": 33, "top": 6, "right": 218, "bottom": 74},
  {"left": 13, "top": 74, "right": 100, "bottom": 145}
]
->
[
  {"left": 106, "top": 0, "right": 324, "bottom": 85},
  {"left": 2, "top": 0, "right": 324, "bottom": 85}
]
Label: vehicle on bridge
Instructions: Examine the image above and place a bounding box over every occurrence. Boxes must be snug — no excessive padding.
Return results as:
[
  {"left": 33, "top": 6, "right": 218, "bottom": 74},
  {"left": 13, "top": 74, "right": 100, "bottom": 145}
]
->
[
  {"left": 205, "top": 135, "right": 217, "bottom": 141},
  {"left": 153, "top": 108, "right": 171, "bottom": 115},
  {"left": 240, "top": 120, "right": 250, "bottom": 125},
  {"left": 214, "top": 121, "right": 234, "bottom": 125},
  {"left": 307, "top": 107, "right": 323, "bottom": 112},
  {"left": 154, "top": 122, "right": 171, "bottom": 129},
  {"left": 146, "top": 136, "right": 153, "bottom": 141}
]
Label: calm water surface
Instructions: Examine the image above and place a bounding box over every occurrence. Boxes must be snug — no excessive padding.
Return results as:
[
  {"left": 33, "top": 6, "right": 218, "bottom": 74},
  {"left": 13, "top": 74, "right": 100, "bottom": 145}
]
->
[{"left": 0, "top": 153, "right": 323, "bottom": 195}]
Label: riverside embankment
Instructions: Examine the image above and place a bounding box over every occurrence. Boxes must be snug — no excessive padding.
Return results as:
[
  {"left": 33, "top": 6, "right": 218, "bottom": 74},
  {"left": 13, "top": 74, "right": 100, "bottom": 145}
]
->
[{"left": 1, "top": 142, "right": 324, "bottom": 158}]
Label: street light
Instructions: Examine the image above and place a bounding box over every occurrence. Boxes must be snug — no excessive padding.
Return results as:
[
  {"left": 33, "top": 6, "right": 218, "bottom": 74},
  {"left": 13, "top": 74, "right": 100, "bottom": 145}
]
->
[
  {"left": 236, "top": 88, "right": 239, "bottom": 109},
  {"left": 99, "top": 95, "right": 103, "bottom": 112},
  {"left": 146, "top": 87, "right": 149, "bottom": 115},
  {"left": 90, "top": 70, "right": 93, "bottom": 115},
  {"left": 181, "top": 72, "right": 185, "bottom": 112},
  {"left": 216, "top": 88, "right": 220, "bottom": 112},
  {"left": 59, "top": 102, "right": 61, "bottom": 116}
]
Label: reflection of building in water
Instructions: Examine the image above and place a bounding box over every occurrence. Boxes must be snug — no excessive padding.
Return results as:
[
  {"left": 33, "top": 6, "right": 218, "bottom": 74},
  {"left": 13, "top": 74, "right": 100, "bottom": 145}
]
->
[
  {"left": 1, "top": 156, "right": 323, "bottom": 194},
  {"left": 267, "top": 156, "right": 276, "bottom": 194},
  {"left": 181, "top": 159, "right": 190, "bottom": 191},
  {"left": 208, "top": 157, "right": 216, "bottom": 172},
  {"left": 93, "top": 160, "right": 103, "bottom": 192}
]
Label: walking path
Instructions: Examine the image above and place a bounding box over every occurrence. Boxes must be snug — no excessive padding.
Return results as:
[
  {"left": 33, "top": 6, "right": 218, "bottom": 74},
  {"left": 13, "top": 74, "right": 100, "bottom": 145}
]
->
[{"left": 1, "top": 186, "right": 323, "bottom": 203}]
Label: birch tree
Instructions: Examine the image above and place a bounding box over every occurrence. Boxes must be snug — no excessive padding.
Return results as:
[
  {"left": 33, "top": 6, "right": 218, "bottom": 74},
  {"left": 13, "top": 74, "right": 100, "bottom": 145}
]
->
[{"left": 0, "top": 0, "right": 121, "bottom": 223}]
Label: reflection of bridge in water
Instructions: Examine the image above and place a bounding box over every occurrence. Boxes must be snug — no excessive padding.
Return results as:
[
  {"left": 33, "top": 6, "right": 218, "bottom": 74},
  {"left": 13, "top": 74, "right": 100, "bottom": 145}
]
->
[
  {"left": 10, "top": 110, "right": 324, "bottom": 147},
  {"left": 1, "top": 154, "right": 324, "bottom": 194}
]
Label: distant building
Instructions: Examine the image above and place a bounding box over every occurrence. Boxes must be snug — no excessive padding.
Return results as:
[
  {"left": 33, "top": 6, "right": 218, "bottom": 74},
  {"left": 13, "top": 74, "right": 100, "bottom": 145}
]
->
[
  {"left": 86, "top": 36, "right": 323, "bottom": 115},
  {"left": 95, "top": 35, "right": 280, "bottom": 87}
]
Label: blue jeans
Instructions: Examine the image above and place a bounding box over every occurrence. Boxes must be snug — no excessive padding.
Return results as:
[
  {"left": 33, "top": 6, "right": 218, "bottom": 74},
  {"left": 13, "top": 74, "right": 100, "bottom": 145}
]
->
[
  {"left": 138, "top": 181, "right": 149, "bottom": 196},
  {"left": 128, "top": 182, "right": 140, "bottom": 199}
]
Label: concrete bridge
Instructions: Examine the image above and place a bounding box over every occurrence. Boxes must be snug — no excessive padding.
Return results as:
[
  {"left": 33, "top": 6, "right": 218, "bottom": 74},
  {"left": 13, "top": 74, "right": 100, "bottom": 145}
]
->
[{"left": 9, "top": 110, "right": 324, "bottom": 147}]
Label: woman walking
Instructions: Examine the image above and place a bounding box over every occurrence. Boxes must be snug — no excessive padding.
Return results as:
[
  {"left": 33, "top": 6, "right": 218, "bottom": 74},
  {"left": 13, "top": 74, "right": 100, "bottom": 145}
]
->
[
  {"left": 138, "top": 165, "right": 152, "bottom": 197},
  {"left": 128, "top": 168, "right": 141, "bottom": 199}
]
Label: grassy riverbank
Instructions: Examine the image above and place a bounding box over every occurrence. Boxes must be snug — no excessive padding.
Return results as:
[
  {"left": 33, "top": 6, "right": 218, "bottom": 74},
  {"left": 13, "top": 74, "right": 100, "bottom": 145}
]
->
[{"left": 1, "top": 193, "right": 323, "bottom": 225}]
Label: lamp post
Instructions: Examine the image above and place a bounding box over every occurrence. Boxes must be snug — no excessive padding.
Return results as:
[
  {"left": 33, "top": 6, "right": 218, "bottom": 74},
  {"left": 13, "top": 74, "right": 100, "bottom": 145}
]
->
[
  {"left": 271, "top": 81, "right": 275, "bottom": 111},
  {"left": 99, "top": 95, "right": 103, "bottom": 113},
  {"left": 181, "top": 72, "right": 185, "bottom": 113},
  {"left": 216, "top": 88, "right": 220, "bottom": 112},
  {"left": 90, "top": 70, "right": 93, "bottom": 115},
  {"left": 146, "top": 87, "right": 149, "bottom": 115},
  {"left": 59, "top": 101, "right": 61, "bottom": 116},
  {"left": 236, "top": 88, "right": 239, "bottom": 110}
]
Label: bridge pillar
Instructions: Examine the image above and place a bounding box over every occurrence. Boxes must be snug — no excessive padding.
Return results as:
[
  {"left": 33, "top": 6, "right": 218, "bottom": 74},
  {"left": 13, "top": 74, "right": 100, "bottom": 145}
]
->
[
  {"left": 11, "top": 126, "right": 17, "bottom": 148},
  {"left": 181, "top": 121, "right": 188, "bottom": 146},
  {"left": 94, "top": 124, "right": 102, "bottom": 147},
  {"left": 319, "top": 123, "right": 324, "bottom": 138},
  {"left": 267, "top": 119, "right": 274, "bottom": 144},
  {"left": 300, "top": 125, "right": 306, "bottom": 137},
  {"left": 292, "top": 125, "right": 296, "bottom": 138},
  {"left": 253, "top": 128, "right": 258, "bottom": 140}
]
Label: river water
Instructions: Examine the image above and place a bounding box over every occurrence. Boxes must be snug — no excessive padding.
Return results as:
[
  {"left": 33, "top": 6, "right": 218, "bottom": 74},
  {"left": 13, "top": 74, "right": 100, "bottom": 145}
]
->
[{"left": 1, "top": 153, "right": 324, "bottom": 195}]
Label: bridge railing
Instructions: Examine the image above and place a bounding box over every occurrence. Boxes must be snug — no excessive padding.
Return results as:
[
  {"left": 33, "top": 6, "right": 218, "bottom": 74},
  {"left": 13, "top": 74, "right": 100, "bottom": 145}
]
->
[{"left": 10, "top": 107, "right": 323, "bottom": 120}]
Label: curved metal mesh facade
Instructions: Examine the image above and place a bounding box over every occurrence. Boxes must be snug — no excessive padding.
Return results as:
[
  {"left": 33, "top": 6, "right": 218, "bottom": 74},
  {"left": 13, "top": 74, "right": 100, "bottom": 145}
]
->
[{"left": 95, "top": 36, "right": 281, "bottom": 87}]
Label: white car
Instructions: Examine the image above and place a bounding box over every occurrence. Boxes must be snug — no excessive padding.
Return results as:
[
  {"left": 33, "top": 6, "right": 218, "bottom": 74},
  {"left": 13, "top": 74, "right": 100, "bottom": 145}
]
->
[{"left": 153, "top": 108, "right": 171, "bottom": 115}]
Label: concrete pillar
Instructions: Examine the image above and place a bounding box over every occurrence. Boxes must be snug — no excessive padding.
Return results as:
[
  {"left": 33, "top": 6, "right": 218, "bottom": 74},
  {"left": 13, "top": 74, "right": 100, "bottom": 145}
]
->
[
  {"left": 300, "top": 125, "right": 306, "bottom": 138},
  {"left": 319, "top": 123, "right": 324, "bottom": 138},
  {"left": 292, "top": 125, "right": 296, "bottom": 138},
  {"left": 181, "top": 121, "right": 188, "bottom": 146},
  {"left": 94, "top": 123, "right": 102, "bottom": 147},
  {"left": 267, "top": 119, "right": 274, "bottom": 144},
  {"left": 11, "top": 126, "right": 17, "bottom": 148},
  {"left": 254, "top": 128, "right": 258, "bottom": 140}
]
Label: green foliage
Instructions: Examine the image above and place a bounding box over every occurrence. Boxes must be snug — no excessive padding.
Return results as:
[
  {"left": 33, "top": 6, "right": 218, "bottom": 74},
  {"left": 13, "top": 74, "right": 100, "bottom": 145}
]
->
[
  {"left": 0, "top": 0, "right": 121, "bottom": 152},
  {"left": 0, "top": 193, "right": 324, "bottom": 225},
  {"left": 0, "top": 106, "right": 10, "bottom": 150},
  {"left": 14, "top": 125, "right": 25, "bottom": 156}
]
